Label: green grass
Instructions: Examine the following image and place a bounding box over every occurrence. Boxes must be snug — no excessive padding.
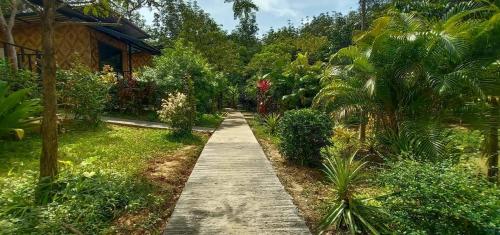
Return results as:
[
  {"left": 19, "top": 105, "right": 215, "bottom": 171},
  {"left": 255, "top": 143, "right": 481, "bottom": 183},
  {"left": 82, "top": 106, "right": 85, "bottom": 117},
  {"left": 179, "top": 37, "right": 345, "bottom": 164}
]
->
[
  {"left": 195, "top": 113, "right": 224, "bottom": 129},
  {"left": 0, "top": 123, "right": 207, "bottom": 234},
  {"left": 1, "top": 123, "right": 203, "bottom": 176},
  {"left": 247, "top": 117, "right": 280, "bottom": 146}
]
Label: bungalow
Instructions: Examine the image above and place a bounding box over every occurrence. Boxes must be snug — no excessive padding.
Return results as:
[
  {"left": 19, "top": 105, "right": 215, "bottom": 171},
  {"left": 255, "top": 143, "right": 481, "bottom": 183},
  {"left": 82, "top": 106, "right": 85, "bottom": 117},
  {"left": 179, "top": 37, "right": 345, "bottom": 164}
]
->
[{"left": 0, "top": 3, "right": 160, "bottom": 76}]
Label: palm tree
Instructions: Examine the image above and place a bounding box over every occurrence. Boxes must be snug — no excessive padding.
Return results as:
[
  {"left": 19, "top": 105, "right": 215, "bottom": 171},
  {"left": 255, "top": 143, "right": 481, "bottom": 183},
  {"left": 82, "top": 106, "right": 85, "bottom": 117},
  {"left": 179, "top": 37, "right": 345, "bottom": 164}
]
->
[
  {"left": 427, "top": 1, "right": 500, "bottom": 180},
  {"left": 314, "top": 46, "right": 374, "bottom": 143},
  {"left": 315, "top": 1, "right": 500, "bottom": 174},
  {"left": 224, "top": 0, "right": 258, "bottom": 20},
  {"left": 315, "top": 10, "right": 469, "bottom": 160},
  {"left": 359, "top": 0, "right": 367, "bottom": 30}
]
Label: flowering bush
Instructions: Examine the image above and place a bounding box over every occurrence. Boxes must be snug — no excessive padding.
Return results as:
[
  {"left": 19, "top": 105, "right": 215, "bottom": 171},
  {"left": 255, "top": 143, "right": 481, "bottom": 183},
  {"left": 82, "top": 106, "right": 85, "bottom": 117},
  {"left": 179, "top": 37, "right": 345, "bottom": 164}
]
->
[
  {"left": 99, "top": 65, "right": 118, "bottom": 85},
  {"left": 157, "top": 92, "right": 194, "bottom": 135}
]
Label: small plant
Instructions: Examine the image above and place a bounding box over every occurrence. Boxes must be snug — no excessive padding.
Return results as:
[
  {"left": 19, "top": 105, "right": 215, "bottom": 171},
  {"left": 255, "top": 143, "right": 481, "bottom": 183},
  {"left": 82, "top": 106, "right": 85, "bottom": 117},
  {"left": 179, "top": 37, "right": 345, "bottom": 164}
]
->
[
  {"left": 0, "top": 82, "right": 40, "bottom": 136},
  {"left": 277, "top": 109, "right": 332, "bottom": 166},
  {"left": 263, "top": 113, "right": 280, "bottom": 135},
  {"left": 320, "top": 150, "right": 388, "bottom": 234},
  {"left": 0, "top": 59, "right": 39, "bottom": 97},
  {"left": 157, "top": 92, "right": 194, "bottom": 136}
]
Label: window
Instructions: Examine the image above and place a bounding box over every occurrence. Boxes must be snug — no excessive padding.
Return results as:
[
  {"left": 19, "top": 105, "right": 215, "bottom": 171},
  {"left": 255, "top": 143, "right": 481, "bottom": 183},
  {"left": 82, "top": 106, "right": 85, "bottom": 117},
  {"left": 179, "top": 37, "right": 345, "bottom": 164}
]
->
[{"left": 98, "top": 42, "right": 123, "bottom": 73}]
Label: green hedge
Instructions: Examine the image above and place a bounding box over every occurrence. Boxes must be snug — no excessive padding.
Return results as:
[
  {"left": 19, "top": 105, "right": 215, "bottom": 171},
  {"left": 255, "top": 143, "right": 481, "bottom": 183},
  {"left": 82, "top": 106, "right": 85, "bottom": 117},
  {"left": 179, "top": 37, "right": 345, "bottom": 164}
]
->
[
  {"left": 277, "top": 109, "right": 332, "bottom": 166},
  {"left": 379, "top": 160, "right": 500, "bottom": 234}
]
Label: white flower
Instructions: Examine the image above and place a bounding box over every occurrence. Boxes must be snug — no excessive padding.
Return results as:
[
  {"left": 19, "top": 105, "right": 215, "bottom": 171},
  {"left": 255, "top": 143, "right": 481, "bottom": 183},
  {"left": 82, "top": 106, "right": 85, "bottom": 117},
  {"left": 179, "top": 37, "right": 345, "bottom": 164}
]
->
[{"left": 83, "top": 171, "right": 96, "bottom": 178}]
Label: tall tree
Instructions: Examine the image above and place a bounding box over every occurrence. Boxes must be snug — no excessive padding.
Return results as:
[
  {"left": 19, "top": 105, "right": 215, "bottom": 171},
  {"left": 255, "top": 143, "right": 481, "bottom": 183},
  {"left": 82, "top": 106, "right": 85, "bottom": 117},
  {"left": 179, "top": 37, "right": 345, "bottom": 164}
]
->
[
  {"left": 224, "top": 0, "right": 258, "bottom": 20},
  {"left": 152, "top": 1, "right": 242, "bottom": 75},
  {"left": 360, "top": 0, "right": 367, "bottom": 30},
  {"left": 0, "top": 0, "right": 20, "bottom": 69},
  {"left": 226, "top": 0, "right": 259, "bottom": 65},
  {"left": 37, "top": 0, "right": 57, "bottom": 203}
]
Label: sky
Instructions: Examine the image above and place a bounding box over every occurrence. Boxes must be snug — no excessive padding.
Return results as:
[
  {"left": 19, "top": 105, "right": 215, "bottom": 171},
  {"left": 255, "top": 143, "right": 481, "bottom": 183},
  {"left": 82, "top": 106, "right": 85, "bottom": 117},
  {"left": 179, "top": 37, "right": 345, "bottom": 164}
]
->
[{"left": 139, "top": 0, "right": 359, "bottom": 35}]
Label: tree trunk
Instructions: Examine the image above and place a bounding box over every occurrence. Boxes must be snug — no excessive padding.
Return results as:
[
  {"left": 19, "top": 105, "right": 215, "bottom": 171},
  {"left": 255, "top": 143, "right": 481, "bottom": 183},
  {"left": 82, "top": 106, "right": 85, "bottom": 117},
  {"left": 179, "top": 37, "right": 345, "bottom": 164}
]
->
[
  {"left": 486, "top": 99, "right": 499, "bottom": 182},
  {"left": 359, "top": 110, "right": 366, "bottom": 142},
  {"left": 0, "top": 0, "right": 19, "bottom": 70},
  {"left": 3, "top": 30, "right": 18, "bottom": 70},
  {"left": 37, "top": 0, "right": 58, "bottom": 204},
  {"left": 360, "top": 0, "right": 367, "bottom": 30}
]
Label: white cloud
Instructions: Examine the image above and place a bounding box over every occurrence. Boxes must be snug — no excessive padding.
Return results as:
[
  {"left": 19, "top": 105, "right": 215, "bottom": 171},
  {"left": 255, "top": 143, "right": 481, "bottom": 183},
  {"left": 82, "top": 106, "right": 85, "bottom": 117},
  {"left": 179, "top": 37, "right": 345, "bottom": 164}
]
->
[
  {"left": 139, "top": 0, "right": 359, "bottom": 35},
  {"left": 254, "top": 0, "right": 300, "bottom": 17}
]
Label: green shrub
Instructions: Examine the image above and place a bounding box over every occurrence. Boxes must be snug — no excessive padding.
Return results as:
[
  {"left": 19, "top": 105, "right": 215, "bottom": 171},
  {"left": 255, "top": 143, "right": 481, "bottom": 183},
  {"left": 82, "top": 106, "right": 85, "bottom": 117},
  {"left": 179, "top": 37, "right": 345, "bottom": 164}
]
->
[
  {"left": 277, "top": 109, "right": 332, "bottom": 166},
  {"left": 379, "top": 160, "right": 500, "bottom": 234},
  {"left": 58, "top": 65, "right": 113, "bottom": 124},
  {"left": 152, "top": 40, "right": 222, "bottom": 113},
  {"left": 107, "top": 68, "right": 159, "bottom": 114},
  {"left": 0, "top": 59, "right": 39, "bottom": 97}
]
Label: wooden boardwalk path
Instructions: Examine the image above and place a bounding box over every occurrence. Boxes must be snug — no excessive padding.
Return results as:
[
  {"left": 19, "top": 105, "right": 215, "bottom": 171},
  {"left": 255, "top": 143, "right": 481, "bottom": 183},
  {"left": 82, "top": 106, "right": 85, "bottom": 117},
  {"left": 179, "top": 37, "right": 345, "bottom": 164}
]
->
[
  {"left": 164, "top": 111, "right": 310, "bottom": 235},
  {"left": 101, "top": 116, "right": 215, "bottom": 133}
]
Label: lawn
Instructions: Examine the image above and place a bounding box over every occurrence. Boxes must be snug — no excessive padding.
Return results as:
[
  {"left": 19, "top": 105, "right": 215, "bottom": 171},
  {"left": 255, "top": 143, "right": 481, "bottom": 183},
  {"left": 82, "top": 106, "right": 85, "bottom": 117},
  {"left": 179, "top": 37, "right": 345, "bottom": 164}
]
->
[{"left": 0, "top": 123, "right": 208, "bottom": 234}]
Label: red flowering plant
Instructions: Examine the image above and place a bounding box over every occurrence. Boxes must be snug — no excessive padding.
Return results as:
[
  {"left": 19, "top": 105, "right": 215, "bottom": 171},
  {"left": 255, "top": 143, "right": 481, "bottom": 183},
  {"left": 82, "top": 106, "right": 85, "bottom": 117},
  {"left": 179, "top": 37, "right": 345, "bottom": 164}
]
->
[
  {"left": 256, "top": 76, "right": 272, "bottom": 114},
  {"left": 257, "top": 79, "right": 271, "bottom": 93}
]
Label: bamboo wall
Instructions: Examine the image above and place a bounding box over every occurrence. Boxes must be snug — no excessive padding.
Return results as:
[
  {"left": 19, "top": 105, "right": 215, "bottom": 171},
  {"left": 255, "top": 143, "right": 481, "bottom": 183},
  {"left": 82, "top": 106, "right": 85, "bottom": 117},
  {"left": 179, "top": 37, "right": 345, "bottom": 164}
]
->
[
  {"left": 9, "top": 23, "right": 93, "bottom": 69},
  {"left": 131, "top": 51, "right": 153, "bottom": 69},
  {"left": 3, "top": 23, "right": 154, "bottom": 72}
]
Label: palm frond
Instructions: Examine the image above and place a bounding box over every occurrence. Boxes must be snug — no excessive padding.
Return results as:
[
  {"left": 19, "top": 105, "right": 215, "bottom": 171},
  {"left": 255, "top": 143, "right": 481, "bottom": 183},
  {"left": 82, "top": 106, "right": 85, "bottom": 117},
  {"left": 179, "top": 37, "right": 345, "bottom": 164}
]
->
[{"left": 0, "top": 83, "right": 40, "bottom": 135}]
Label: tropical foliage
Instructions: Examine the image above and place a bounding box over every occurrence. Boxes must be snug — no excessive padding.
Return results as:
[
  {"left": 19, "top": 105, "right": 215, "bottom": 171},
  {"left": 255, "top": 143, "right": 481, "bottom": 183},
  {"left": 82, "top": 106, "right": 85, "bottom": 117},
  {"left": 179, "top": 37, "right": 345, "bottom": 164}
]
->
[
  {"left": 150, "top": 40, "right": 225, "bottom": 113},
  {"left": 2, "top": 0, "right": 499, "bottom": 233},
  {"left": 0, "top": 82, "right": 39, "bottom": 136},
  {"left": 321, "top": 150, "right": 387, "bottom": 234},
  {"left": 262, "top": 113, "right": 280, "bottom": 135},
  {"left": 314, "top": 1, "right": 500, "bottom": 167}
]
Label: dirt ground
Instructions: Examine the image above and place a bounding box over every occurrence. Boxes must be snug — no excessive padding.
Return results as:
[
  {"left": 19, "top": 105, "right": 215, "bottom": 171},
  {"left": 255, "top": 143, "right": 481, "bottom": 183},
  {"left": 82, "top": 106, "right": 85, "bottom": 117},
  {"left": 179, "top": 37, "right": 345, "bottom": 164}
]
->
[{"left": 113, "top": 136, "right": 208, "bottom": 234}]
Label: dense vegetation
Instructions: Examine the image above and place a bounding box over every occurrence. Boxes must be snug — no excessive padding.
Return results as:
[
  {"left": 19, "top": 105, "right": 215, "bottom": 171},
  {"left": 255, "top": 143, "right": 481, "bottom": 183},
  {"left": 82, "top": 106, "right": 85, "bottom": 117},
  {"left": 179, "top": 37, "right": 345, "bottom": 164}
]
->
[
  {"left": 0, "top": 0, "right": 498, "bottom": 233},
  {"left": 244, "top": 0, "right": 500, "bottom": 234}
]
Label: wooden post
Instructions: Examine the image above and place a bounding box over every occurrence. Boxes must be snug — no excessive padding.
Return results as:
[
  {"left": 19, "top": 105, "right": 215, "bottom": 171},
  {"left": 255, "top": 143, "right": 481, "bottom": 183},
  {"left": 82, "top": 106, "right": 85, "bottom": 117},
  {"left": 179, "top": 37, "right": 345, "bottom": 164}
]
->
[
  {"left": 128, "top": 44, "right": 132, "bottom": 78},
  {"left": 28, "top": 53, "right": 33, "bottom": 71},
  {"left": 19, "top": 48, "right": 25, "bottom": 70},
  {"left": 3, "top": 43, "right": 7, "bottom": 59}
]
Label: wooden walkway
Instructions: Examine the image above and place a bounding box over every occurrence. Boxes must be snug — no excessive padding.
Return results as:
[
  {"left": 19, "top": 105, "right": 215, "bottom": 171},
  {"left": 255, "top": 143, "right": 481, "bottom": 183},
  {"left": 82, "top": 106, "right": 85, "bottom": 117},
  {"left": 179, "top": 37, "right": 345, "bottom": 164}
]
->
[
  {"left": 101, "top": 116, "right": 215, "bottom": 133},
  {"left": 164, "top": 111, "right": 310, "bottom": 234}
]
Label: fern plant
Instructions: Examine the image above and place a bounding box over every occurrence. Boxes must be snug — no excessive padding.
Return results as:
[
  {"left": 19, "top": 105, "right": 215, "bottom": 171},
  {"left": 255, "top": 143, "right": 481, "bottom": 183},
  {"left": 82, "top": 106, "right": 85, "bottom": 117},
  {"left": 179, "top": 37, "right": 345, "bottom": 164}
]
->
[
  {"left": 320, "top": 150, "right": 388, "bottom": 234},
  {"left": 0, "top": 82, "right": 40, "bottom": 136}
]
